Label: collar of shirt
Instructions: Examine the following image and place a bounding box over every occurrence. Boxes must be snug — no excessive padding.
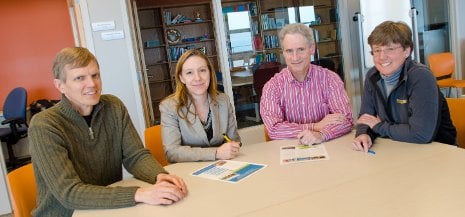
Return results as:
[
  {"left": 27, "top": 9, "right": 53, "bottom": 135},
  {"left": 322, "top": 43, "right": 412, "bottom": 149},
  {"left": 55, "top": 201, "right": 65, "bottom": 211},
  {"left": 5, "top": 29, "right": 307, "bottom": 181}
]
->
[{"left": 283, "top": 65, "right": 313, "bottom": 86}]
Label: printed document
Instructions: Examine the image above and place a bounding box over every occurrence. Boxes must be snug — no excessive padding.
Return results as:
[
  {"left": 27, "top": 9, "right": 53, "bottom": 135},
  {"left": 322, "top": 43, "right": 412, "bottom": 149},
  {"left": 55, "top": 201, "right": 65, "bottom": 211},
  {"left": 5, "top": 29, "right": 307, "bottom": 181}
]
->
[
  {"left": 280, "top": 144, "right": 329, "bottom": 164},
  {"left": 191, "top": 160, "right": 266, "bottom": 183}
]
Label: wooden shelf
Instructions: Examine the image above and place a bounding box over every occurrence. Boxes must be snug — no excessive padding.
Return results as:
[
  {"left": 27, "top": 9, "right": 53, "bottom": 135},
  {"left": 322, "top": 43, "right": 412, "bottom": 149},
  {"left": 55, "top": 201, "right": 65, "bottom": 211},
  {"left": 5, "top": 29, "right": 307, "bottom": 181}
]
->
[
  {"left": 168, "top": 38, "right": 215, "bottom": 46},
  {"left": 165, "top": 20, "right": 212, "bottom": 27},
  {"left": 137, "top": 1, "right": 219, "bottom": 124},
  {"left": 140, "top": 25, "right": 163, "bottom": 30}
]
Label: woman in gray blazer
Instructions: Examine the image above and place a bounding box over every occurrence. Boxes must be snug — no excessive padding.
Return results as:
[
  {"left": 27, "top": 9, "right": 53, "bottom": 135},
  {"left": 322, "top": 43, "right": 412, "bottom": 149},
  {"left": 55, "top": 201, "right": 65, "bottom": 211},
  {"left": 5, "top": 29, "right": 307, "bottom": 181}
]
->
[{"left": 160, "top": 49, "right": 241, "bottom": 163}]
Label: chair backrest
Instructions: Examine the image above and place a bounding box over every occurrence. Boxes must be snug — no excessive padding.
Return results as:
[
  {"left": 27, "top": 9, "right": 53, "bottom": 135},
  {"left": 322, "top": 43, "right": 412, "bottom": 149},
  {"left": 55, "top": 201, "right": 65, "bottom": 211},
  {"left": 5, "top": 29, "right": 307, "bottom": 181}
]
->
[
  {"left": 144, "top": 125, "right": 169, "bottom": 166},
  {"left": 445, "top": 98, "right": 465, "bottom": 148},
  {"left": 253, "top": 62, "right": 281, "bottom": 98},
  {"left": 427, "top": 52, "right": 455, "bottom": 79},
  {"left": 264, "top": 126, "right": 271, "bottom": 142},
  {"left": 7, "top": 163, "right": 36, "bottom": 217},
  {"left": 3, "top": 87, "right": 27, "bottom": 121}
]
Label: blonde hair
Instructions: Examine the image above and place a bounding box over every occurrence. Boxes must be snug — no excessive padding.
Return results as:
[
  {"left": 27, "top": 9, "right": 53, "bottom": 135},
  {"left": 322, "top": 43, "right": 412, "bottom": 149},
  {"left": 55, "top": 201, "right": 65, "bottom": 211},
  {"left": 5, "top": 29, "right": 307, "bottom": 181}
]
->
[
  {"left": 171, "top": 49, "right": 218, "bottom": 121},
  {"left": 52, "top": 47, "right": 99, "bottom": 81}
]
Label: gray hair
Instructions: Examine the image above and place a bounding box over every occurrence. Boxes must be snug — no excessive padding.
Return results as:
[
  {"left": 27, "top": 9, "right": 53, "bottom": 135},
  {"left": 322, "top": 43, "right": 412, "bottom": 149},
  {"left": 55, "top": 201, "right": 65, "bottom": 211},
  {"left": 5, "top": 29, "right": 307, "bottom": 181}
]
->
[{"left": 278, "top": 23, "right": 315, "bottom": 47}]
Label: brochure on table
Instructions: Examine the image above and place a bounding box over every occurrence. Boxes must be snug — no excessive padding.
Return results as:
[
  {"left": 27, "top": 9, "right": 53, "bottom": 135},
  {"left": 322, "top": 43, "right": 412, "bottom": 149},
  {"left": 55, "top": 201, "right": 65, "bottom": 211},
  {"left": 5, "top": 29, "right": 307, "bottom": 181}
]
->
[
  {"left": 191, "top": 160, "right": 266, "bottom": 183},
  {"left": 280, "top": 144, "right": 329, "bottom": 164}
]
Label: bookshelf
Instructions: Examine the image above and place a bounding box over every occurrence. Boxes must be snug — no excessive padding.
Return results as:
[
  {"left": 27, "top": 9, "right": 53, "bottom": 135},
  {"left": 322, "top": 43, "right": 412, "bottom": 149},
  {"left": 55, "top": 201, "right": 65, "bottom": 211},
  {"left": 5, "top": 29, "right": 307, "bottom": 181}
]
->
[
  {"left": 137, "top": 2, "right": 219, "bottom": 124},
  {"left": 220, "top": 0, "right": 343, "bottom": 128},
  {"left": 221, "top": 0, "right": 341, "bottom": 71}
]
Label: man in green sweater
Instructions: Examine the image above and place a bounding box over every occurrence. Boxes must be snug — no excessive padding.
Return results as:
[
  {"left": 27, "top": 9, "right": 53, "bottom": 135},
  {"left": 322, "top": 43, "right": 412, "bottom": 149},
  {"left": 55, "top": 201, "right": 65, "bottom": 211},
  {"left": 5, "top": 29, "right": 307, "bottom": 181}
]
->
[{"left": 29, "top": 47, "right": 188, "bottom": 217}]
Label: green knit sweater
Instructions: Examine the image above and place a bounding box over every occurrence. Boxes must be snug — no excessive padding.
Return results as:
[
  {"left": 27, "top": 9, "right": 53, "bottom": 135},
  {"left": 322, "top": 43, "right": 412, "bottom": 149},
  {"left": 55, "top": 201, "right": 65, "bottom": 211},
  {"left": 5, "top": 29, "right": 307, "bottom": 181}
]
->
[{"left": 29, "top": 94, "right": 166, "bottom": 217}]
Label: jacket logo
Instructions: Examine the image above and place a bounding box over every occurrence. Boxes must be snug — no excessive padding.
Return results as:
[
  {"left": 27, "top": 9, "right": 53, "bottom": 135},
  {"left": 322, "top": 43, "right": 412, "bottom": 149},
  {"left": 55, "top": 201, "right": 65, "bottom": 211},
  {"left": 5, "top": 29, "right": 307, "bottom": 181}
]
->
[{"left": 396, "top": 99, "right": 408, "bottom": 104}]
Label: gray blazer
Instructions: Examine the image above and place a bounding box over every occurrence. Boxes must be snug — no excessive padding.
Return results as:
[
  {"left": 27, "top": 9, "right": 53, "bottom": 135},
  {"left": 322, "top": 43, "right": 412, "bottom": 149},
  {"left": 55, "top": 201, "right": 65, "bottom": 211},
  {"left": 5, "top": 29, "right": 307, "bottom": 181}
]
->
[{"left": 159, "top": 93, "right": 241, "bottom": 163}]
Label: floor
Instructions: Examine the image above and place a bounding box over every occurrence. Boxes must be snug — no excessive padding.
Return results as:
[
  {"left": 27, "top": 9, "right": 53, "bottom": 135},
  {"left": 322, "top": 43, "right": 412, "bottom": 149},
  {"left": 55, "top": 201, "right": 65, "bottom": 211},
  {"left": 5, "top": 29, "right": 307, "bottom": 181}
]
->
[{"left": 0, "top": 213, "right": 12, "bottom": 217}]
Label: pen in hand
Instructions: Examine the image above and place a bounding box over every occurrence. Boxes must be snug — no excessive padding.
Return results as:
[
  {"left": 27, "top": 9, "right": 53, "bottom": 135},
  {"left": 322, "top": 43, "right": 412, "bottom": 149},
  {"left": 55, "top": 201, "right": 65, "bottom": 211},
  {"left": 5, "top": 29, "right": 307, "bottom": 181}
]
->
[{"left": 223, "top": 134, "right": 242, "bottom": 147}]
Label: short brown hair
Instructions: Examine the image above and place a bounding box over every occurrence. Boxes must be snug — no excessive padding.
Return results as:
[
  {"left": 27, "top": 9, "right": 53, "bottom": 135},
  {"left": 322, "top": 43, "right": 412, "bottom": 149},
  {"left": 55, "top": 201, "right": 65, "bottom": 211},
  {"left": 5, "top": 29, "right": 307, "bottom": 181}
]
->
[
  {"left": 52, "top": 47, "right": 99, "bottom": 81},
  {"left": 368, "top": 21, "right": 413, "bottom": 53},
  {"left": 171, "top": 49, "right": 218, "bottom": 121}
]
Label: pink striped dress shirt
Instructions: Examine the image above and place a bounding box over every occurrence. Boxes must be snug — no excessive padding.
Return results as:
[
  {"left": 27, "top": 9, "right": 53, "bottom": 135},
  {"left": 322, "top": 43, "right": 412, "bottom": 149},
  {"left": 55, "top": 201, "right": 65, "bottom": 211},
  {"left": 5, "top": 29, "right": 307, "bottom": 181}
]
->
[{"left": 260, "top": 64, "right": 353, "bottom": 140}]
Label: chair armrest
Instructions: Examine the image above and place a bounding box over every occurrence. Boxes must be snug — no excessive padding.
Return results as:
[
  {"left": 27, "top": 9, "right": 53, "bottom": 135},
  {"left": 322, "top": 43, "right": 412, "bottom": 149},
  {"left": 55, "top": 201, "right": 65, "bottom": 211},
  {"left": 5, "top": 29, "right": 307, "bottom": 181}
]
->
[{"left": 1, "top": 117, "right": 25, "bottom": 126}]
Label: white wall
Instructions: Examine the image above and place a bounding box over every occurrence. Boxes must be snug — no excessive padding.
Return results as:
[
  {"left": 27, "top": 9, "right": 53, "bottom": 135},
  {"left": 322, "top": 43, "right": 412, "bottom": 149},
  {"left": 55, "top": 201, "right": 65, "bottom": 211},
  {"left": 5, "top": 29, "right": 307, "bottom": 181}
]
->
[{"left": 77, "top": 0, "right": 146, "bottom": 138}]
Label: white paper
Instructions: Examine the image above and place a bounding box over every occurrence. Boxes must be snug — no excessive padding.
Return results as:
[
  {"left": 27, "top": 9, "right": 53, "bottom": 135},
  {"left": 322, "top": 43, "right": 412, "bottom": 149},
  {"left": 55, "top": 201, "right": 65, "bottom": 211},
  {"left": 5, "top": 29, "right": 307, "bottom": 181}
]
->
[
  {"left": 191, "top": 160, "right": 266, "bottom": 183},
  {"left": 280, "top": 144, "right": 329, "bottom": 164},
  {"left": 101, "top": 31, "right": 125, "bottom": 41},
  {"left": 91, "top": 21, "right": 115, "bottom": 32}
]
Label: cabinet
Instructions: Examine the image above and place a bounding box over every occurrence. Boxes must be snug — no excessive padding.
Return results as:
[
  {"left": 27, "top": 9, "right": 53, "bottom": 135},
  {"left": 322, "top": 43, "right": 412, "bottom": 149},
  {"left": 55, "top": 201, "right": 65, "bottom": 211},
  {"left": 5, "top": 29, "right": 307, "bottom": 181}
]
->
[{"left": 137, "top": 2, "right": 219, "bottom": 124}]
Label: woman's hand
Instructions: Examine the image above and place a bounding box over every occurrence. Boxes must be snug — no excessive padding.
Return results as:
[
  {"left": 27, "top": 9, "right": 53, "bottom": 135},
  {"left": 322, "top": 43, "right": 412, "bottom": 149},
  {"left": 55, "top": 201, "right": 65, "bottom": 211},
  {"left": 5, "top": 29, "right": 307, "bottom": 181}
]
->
[{"left": 216, "top": 141, "right": 241, "bottom": 160}]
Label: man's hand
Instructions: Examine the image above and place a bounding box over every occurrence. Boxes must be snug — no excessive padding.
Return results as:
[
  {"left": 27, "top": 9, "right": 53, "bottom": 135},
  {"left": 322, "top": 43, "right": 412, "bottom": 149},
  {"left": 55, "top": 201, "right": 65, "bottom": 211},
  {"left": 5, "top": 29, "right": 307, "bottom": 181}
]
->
[
  {"left": 156, "top": 173, "right": 187, "bottom": 193},
  {"left": 297, "top": 129, "right": 323, "bottom": 145},
  {"left": 314, "top": 113, "right": 346, "bottom": 131},
  {"left": 216, "top": 141, "right": 241, "bottom": 160},
  {"left": 356, "top": 114, "right": 381, "bottom": 129},
  {"left": 352, "top": 134, "right": 372, "bottom": 152},
  {"left": 134, "top": 174, "right": 187, "bottom": 205}
]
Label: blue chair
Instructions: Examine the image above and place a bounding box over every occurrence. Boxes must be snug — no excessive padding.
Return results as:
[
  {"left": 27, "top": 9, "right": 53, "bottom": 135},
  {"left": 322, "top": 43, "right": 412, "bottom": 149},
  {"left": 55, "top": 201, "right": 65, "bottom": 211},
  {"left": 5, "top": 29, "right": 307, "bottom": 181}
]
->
[{"left": 0, "top": 87, "right": 30, "bottom": 170}]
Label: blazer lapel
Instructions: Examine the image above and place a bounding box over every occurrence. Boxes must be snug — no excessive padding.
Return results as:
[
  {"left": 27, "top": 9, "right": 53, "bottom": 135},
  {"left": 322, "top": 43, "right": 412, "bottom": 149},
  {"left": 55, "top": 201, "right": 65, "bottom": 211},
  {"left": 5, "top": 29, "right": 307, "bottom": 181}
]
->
[{"left": 210, "top": 97, "right": 221, "bottom": 143}]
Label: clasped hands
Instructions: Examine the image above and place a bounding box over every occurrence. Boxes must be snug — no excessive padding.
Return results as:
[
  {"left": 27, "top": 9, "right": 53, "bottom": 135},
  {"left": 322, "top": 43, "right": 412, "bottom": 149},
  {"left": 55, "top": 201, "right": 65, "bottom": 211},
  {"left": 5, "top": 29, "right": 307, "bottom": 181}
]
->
[
  {"left": 298, "top": 113, "right": 346, "bottom": 145},
  {"left": 135, "top": 173, "right": 188, "bottom": 205}
]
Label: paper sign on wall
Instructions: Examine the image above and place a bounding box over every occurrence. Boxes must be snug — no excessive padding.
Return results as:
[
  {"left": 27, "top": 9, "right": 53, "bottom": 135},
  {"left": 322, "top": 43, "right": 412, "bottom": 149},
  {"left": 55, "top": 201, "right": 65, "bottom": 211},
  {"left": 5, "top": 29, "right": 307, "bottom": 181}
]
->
[
  {"left": 91, "top": 21, "right": 115, "bottom": 31},
  {"left": 101, "top": 31, "right": 125, "bottom": 41}
]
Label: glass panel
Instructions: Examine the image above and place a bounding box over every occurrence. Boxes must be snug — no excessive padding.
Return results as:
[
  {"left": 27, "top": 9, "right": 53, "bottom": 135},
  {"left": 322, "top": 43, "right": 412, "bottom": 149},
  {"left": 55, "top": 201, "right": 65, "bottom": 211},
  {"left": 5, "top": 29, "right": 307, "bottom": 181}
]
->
[
  {"left": 412, "top": 0, "right": 450, "bottom": 65},
  {"left": 221, "top": 0, "right": 343, "bottom": 129}
]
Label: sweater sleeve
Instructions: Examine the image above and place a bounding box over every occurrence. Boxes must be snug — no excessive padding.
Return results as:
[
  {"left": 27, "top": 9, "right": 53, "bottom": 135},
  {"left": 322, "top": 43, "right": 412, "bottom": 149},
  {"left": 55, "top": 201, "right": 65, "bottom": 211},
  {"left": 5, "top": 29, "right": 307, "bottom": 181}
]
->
[
  {"left": 355, "top": 74, "right": 379, "bottom": 141},
  {"left": 118, "top": 99, "right": 167, "bottom": 183},
  {"left": 29, "top": 116, "right": 139, "bottom": 210}
]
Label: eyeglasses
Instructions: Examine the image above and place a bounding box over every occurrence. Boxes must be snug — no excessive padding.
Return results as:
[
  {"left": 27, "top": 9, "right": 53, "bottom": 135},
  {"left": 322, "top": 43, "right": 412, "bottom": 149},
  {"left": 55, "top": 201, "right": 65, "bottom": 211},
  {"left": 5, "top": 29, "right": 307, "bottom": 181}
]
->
[{"left": 370, "top": 46, "right": 402, "bottom": 56}]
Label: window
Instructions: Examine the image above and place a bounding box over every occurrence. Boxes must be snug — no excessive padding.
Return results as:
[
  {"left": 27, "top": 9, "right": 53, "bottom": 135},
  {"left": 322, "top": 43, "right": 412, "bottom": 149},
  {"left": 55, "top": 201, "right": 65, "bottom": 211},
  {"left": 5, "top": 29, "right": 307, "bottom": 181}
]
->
[{"left": 227, "top": 11, "right": 253, "bottom": 53}]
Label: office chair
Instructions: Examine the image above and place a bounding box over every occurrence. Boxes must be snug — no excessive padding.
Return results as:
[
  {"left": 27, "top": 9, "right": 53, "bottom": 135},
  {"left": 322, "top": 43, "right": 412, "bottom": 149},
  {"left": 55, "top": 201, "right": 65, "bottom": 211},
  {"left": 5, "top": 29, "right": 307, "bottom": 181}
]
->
[
  {"left": 144, "top": 125, "right": 169, "bottom": 166},
  {"left": 445, "top": 98, "right": 465, "bottom": 148},
  {"left": 253, "top": 61, "right": 281, "bottom": 99},
  {"left": 0, "top": 87, "right": 30, "bottom": 170},
  {"left": 427, "top": 52, "right": 465, "bottom": 97},
  {"left": 264, "top": 127, "right": 271, "bottom": 142},
  {"left": 248, "top": 62, "right": 281, "bottom": 122},
  {"left": 7, "top": 163, "right": 36, "bottom": 217}
]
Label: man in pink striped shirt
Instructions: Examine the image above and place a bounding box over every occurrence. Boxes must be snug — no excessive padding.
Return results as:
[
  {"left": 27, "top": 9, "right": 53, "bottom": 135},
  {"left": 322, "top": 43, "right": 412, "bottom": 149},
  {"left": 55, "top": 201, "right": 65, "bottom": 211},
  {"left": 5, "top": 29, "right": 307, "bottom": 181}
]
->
[{"left": 260, "top": 23, "right": 353, "bottom": 145}]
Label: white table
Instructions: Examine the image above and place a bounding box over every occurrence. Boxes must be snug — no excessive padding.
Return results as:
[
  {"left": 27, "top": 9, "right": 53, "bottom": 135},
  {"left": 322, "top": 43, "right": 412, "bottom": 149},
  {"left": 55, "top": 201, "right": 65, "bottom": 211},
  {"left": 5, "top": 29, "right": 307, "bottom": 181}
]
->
[{"left": 73, "top": 132, "right": 465, "bottom": 217}]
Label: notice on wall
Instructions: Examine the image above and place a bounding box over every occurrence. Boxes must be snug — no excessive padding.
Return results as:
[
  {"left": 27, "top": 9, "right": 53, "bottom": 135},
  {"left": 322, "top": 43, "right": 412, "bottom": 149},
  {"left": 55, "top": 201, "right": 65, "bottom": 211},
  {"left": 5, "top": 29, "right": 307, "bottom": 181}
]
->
[
  {"left": 91, "top": 21, "right": 115, "bottom": 32},
  {"left": 101, "top": 31, "right": 125, "bottom": 41}
]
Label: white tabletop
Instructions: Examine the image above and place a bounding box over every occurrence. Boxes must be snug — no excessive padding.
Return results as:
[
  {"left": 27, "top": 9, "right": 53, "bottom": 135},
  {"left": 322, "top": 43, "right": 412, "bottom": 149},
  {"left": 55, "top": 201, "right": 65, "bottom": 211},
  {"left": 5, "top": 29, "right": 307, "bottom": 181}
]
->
[{"left": 73, "top": 132, "right": 465, "bottom": 217}]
